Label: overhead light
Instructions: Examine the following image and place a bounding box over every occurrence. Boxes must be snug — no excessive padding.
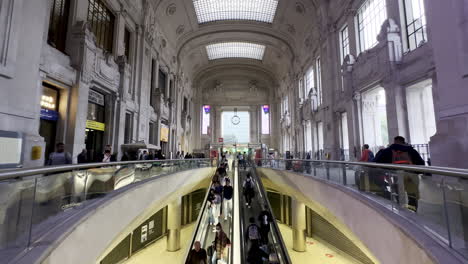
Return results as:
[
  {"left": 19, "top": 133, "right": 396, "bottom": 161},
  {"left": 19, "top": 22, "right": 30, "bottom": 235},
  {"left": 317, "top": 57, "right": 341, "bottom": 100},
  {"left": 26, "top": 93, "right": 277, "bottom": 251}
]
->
[
  {"left": 193, "top": 0, "right": 279, "bottom": 24},
  {"left": 206, "top": 42, "right": 266, "bottom": 60}
]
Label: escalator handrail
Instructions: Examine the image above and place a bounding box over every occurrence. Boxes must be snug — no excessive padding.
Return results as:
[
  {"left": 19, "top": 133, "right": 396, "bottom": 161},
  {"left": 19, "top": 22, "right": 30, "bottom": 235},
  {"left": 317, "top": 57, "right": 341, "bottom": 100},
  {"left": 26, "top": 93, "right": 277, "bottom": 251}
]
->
[
  {"left": 0, "top": 159, "right": 213, "bottom": 181},
  {"left": 255, "top": 158, "right": 468, "bottom": 178},
  {"left": 184, "top": 175, "right": 214, "bottom": 263},
  {"left": 250, "top": 161, "right": 293, "bottom": 264}
]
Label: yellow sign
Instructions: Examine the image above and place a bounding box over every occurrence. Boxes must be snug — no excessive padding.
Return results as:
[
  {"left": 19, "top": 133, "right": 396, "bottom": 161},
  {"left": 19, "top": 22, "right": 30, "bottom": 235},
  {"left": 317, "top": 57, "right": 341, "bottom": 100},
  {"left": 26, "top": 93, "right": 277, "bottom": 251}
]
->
[
  {"left": 86, "top": 120, "right": 106, "bottom": 131},
  {"left": 31, "top": 146, "right": 42, "bottom": 160},
  {"left": 160, "top": 126, "right": 169, "bottom": 142}
]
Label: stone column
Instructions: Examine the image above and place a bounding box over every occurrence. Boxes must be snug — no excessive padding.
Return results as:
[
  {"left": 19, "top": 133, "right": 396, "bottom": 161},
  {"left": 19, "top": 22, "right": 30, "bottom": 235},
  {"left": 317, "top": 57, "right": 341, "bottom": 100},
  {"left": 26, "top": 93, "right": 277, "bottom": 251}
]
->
[
  {"left": 167, "top": 199, "right": 181, "bottom": 251},
  {"left": 384, "top": 83, "right": 409, "bottom": 141},
  {"left": 292, "top": 199, "right": 306, "bottom": 252}
]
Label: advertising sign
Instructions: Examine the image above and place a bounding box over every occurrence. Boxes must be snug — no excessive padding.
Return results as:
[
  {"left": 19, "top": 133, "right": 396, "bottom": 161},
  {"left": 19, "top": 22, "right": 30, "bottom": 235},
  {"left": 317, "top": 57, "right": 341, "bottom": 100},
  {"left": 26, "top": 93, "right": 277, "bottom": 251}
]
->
[
  {"left": 0, "top": 131, "right": 23, "bottom": 169},
  {"left": 86, "top": 120, "right": 106, "bottom": 131}
]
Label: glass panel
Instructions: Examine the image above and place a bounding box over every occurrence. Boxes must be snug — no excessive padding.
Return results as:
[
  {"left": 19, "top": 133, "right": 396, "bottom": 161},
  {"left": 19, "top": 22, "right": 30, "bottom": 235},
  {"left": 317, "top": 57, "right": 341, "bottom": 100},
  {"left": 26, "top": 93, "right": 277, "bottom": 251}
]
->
[
  {"left": 340, "top": 25, "right": 350, "bottom": 63},
  {"left": 206, "top": 42, "right": 265, "bottom": 60},
  {"left": 404, "top": 0, "right": 427, "bottom": 51},
  {"left": 31, "top": 172, "right": 77, "bottom": 240},
  {"left": 221, "top": 111, "right": 250, "bottom": 144},
  {"left": 193, "top": 0, "right": 279, "bottom": 24},
  {"left": 87, "top": 0, "right": 114, "bottom": 52},
  {"left": 357, "top": 0, "right": 387, "bottom": 52},
  {"left": 305, "top": 67, "right": 314, "bottom": 98},
  {"left": 0, "top": 178, "right": 36, "bottom": 254},
  {"left": 443, "top": 176, "right": 468, "bottom": 257}
]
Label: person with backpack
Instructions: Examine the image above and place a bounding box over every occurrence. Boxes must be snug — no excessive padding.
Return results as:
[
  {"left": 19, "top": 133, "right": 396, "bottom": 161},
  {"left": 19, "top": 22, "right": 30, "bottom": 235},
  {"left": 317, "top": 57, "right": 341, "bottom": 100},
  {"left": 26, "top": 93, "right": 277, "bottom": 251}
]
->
[
  {"left": 245, "top": 217, "right": 261, "bottom": 247},
  {"left": 243, "top": 173, "right": 255, "bottom": 208},
  {"left": 359, "top": 144, "right": 375, "bottom": 162},
  {"left": 374, "top": 136, "right": 425, "bottom": 210},
  {"left": 257, "top": 206, "right": 274, "bottom": 245},
  {"left": 373, "top": 136, "right": 425, "bottom": 165}
]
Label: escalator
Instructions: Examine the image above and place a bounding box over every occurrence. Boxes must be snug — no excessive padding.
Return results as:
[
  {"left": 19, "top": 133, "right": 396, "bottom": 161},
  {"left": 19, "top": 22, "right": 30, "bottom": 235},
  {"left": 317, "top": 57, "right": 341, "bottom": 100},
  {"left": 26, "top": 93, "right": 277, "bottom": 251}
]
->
[
  {"left": 237, "top": 162, "right": 291, "bottom": 264},
  {"left": 185, "top": 164, "right": 235, "bottom": 264},
  {"left": 185, "top": 161, "right": 291, "bottom": 264}
]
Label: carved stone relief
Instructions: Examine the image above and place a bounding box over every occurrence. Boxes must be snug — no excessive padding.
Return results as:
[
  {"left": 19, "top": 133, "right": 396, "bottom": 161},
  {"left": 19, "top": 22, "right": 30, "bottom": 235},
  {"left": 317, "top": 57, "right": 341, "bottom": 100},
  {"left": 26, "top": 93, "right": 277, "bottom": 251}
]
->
[
  {"left": 166, "top": 3, "right": 176, "bottom": 16},
  {"left": 176, "top": 25, "right": 185, "bottom": 35},
  {"left": 295, "top": 2, "right": 305, "bottom": 14}
]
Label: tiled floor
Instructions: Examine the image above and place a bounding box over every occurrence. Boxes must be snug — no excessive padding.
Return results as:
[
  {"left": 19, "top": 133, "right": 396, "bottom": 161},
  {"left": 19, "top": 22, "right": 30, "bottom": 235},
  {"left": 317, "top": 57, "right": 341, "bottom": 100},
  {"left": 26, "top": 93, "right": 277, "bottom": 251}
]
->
[
  {"left": 278, "top": 224, "right": 358, "bottom": 264},
  {"left": 124, "top": 223, "right": 195, "bottom": 264}
]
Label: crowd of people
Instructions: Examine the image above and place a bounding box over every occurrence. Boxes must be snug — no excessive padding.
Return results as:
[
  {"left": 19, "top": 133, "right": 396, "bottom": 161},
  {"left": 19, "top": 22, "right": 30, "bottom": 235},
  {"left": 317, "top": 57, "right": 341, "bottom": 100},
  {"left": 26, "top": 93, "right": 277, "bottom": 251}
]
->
[{"left": 45, "top": 143, "right": 204, "bottom": 166}]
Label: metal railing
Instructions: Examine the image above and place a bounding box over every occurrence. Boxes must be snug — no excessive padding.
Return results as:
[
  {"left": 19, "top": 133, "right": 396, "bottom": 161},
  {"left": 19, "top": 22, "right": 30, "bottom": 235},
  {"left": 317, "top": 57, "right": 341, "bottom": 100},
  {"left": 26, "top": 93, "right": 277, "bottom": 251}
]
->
[
  {"left": 0, "top": 159, "right": 212, "bottom": 263},
  {"left": 255, "top": 158, "right": 468, "bottom": 261}
]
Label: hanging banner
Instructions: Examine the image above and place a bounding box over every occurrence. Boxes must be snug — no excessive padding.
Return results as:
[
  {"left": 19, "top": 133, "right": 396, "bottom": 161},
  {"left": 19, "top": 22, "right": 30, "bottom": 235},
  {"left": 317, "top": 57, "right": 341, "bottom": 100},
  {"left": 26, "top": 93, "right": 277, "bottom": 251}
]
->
[{"left": 160, "top": 126, "right": 169, "bottom": 142}]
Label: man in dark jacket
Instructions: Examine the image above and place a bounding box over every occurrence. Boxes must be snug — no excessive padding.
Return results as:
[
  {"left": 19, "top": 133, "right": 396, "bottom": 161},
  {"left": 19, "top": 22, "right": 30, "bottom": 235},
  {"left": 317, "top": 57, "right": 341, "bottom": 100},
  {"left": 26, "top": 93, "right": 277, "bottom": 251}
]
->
[
  {"left": 258, "top": 206, "right": 274, "bottom": 245},
  {"left": 373, "top": 136, "right": 425, "bottom": 165},
  {"left": 186, "top": 241, "right": 207, "bottom": 264},
  {"left": 373, "top": 136, "right": 424, "bottom": 211}
]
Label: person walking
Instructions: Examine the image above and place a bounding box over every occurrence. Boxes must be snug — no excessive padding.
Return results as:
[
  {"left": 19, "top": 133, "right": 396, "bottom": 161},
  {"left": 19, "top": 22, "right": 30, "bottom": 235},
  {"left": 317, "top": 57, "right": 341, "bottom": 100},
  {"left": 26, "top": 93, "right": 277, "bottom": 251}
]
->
[
  {"left": 373, "top": 136, "right": 425, "bottom": 210},
  {"left": 245, "top": 217, "right": 261, "bottom": 248},
  {"left": 359, "top": 144, "right": 375, "bottom": 162},
  {"left": 258, "top": 206, "right": 274, "bottom": 245},
  {"left": 47, "top": 143, "right": 72, "bottom": 165},
  {"left": 373, "top": 136, "right": 425, "bottom": 165},
  {"left": 77, "top": 149, "right": 87, "bottom": 164},
  {"left": 186, "top": 241, "right": 207, "bottom": 264},
  {"left": 102, "top": 149, "right": 113, "bottom": 163},
  {"left": 243, "top": 173, "right": 255, "bottom": 208},
  {"left": 223, "top": 178, "right": 233, "bottom": 220},
  {"left": 213, "top": 223, "right": 231, "bottom": 263}
]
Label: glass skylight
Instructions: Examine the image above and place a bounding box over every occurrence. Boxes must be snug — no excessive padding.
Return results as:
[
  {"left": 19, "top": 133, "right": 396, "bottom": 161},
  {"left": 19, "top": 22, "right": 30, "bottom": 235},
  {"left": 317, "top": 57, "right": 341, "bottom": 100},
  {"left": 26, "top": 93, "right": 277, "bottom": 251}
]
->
[
  {"left": 193, "top": 0, "right": 279, "bottom": 24},
  {"left": 206, "top": 42, "right": 266, "bottom": 60}
]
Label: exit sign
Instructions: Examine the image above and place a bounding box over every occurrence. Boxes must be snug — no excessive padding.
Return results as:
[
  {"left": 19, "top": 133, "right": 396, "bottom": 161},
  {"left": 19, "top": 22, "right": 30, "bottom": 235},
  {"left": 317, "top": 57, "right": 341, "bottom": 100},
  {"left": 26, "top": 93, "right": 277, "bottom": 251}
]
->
[{"left": 218, "top": 138, "right": 224, "bottom": 143}]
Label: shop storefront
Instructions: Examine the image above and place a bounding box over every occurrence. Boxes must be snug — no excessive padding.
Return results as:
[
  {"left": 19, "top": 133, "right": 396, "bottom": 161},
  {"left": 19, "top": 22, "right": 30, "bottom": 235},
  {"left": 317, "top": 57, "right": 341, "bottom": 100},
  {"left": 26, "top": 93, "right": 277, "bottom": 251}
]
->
[
  {"left": 39, "top": 83, "right": 60, "bottom": 160},
  {"left": 86, "top": 90, "right": 106, "bottom": 162}
]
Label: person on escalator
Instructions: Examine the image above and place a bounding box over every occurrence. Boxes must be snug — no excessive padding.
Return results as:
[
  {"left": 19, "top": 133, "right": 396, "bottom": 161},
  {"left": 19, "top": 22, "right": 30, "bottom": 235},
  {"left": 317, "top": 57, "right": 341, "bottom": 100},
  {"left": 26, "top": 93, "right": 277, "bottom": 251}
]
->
[
  {"left": 186, "top": 241, "right": 208, "bottom": 264},
  {"left": 207, "top": 189, "right": 216, "bottom": 226},
  {"left": 247, "top": 241, "right": 269, "bottom": 264},
  {"left": 258, "top": 206, "right": 274, "bottom": 245},
  {"left": 214, "top": 223, "right": 231, "bottom": 263},
  {"left": 206, "top": 241, "right": 216, "bottom": 264},
  {"left": 245, "top": 217, "right": 261, "bottom": 248},
  {"left": 223, "top": 178, "right": 233, "bottom": 220},
  {"left": 243, "top": 173, "right": 255, "bottom": 208},
  {"left": 212, "top": 190, "right": 222, "bottom": 227}
]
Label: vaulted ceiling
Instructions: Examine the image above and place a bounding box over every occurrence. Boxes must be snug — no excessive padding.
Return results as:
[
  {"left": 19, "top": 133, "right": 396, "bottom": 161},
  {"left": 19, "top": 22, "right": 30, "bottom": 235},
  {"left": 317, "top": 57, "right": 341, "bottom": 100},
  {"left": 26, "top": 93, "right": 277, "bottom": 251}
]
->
[{"left": 150, "top": 0, "right": 327, "bottom": 98}]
